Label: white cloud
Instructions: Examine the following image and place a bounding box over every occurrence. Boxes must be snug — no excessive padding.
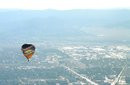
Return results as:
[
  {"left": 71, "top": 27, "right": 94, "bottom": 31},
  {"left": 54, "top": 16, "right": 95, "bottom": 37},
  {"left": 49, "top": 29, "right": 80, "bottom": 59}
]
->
[{"left": 0, "top": 0, "right": 130, "bottom": 10}]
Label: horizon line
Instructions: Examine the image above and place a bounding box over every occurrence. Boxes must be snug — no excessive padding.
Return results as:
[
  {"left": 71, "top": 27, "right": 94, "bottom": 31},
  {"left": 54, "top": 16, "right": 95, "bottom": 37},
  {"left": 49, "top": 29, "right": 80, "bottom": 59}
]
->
[{"left": 0, "top": 8, "right": 130, "bottom": 11}]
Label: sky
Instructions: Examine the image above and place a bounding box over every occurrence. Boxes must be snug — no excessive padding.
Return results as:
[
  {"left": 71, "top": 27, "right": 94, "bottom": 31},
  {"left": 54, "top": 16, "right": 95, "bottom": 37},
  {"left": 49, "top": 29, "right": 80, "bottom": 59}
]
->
[{"left": 0, "top": 0, "right": 130, "bottom": 10}]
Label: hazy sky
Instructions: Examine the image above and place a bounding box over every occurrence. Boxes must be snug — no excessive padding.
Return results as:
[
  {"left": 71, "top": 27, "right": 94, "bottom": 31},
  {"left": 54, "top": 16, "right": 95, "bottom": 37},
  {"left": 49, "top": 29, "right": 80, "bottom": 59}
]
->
[{"left": 0, "top": 0, "right": 130, "bottom": 10}]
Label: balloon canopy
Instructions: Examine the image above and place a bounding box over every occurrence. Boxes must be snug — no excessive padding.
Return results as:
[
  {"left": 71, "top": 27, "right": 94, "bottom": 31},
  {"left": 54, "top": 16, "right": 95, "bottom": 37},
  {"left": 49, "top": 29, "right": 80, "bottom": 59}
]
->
[{"left": 21, "top": 44, "right": 35, "bottom": 61}]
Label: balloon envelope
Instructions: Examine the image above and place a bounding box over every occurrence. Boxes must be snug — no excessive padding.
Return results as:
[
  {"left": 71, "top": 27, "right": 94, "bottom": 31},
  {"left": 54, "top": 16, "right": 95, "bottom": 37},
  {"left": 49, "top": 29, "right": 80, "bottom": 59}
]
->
[{"left": 21, "top": 44, "right": 35, "bottom": 60}]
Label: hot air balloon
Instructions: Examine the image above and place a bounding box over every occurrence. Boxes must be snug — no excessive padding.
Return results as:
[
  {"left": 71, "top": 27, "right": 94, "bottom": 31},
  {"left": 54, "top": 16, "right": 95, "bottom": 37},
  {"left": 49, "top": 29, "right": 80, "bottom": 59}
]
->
[{"left": 21, "top": 44, "right": 35, "bottom": 61}]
